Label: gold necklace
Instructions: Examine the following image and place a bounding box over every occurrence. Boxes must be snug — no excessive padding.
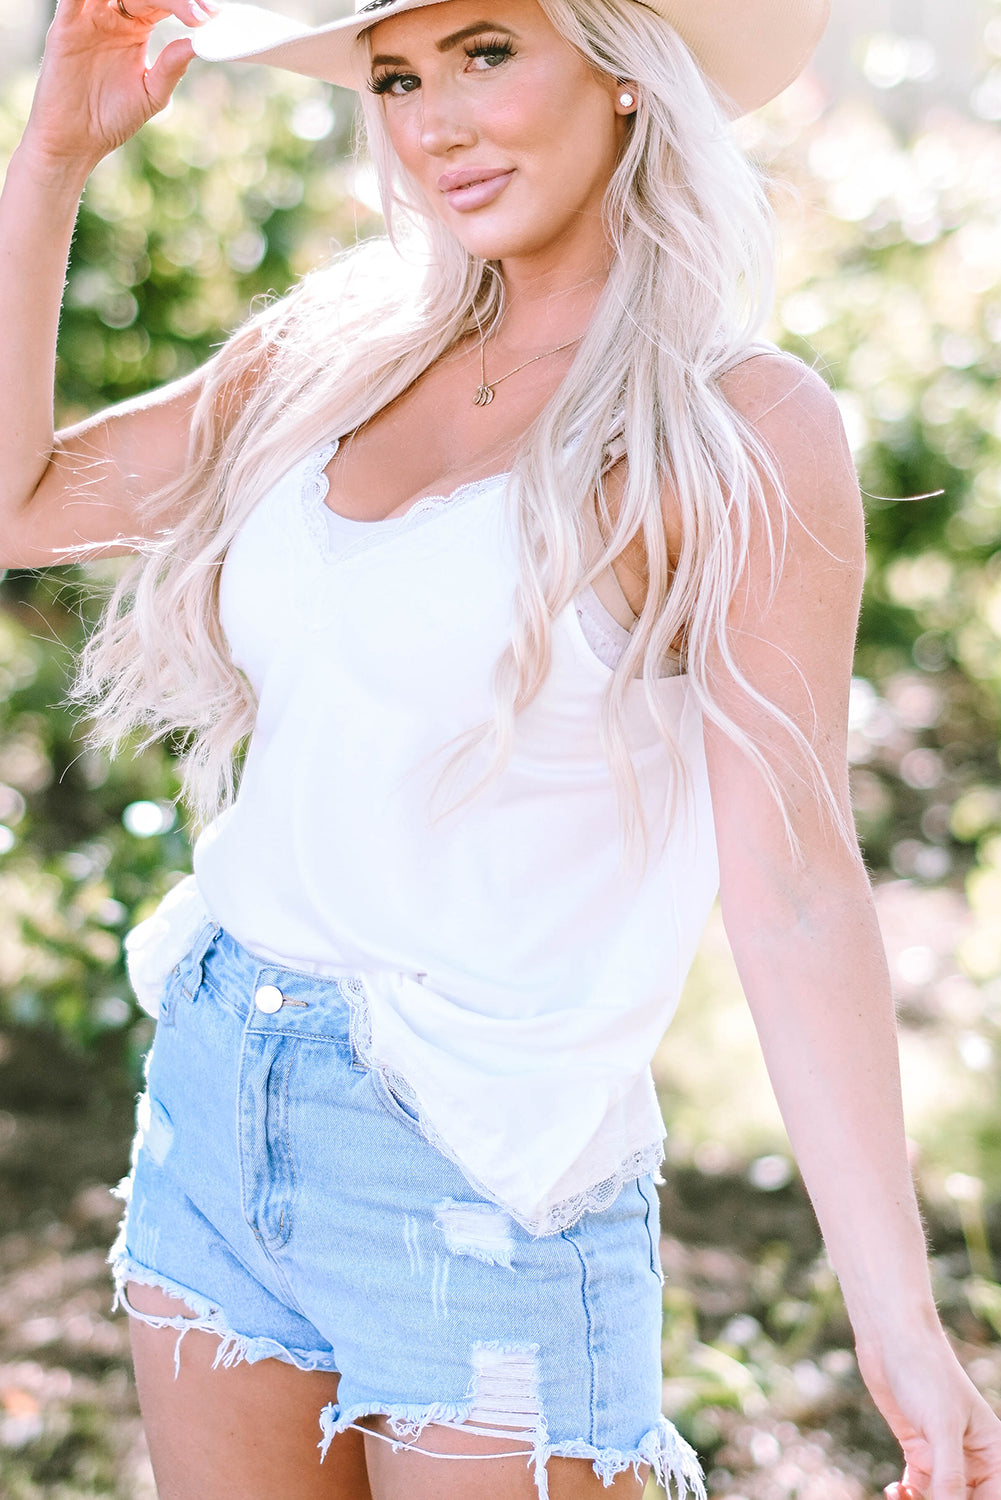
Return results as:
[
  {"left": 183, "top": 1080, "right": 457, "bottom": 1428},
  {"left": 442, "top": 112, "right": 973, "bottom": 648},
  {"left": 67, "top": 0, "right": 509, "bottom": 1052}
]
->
[{"left": 473, "top": 333, "right": 582, "bottom": 407}]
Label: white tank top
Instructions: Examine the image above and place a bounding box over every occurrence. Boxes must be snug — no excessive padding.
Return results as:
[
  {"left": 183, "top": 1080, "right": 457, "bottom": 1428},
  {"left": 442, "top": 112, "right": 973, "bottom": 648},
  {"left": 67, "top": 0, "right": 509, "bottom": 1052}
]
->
[
  {"left": 321, "top": 495, "right": 645, "bottom": 673},
  {"left": 127, "top": 442, "right": 720, "bottom": 1235}
]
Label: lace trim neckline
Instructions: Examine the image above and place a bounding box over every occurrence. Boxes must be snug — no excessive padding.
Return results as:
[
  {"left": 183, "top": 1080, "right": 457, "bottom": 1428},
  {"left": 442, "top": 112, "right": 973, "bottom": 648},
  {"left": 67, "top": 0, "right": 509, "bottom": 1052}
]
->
[{"left": 300, "top": 440, "right": 512, "bottom": 565}]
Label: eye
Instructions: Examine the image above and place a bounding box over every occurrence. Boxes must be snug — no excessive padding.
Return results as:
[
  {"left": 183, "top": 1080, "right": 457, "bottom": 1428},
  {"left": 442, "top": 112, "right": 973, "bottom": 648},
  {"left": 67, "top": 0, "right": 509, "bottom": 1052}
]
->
[
  {"left": 465, "top": 37, "right": 515, "bottom": 70},
  {"left": 367, "top": 34, "right": 515, "bottom": 95},
  {"left": 368, "top": 69, "right": 421, "bottom": 96}
]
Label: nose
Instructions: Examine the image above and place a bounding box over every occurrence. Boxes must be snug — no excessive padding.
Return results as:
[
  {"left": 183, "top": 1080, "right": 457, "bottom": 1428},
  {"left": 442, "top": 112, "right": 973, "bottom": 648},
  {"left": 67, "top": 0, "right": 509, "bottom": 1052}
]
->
[{"left": 417, "top": 85, "right": 477, "bottom": 156}]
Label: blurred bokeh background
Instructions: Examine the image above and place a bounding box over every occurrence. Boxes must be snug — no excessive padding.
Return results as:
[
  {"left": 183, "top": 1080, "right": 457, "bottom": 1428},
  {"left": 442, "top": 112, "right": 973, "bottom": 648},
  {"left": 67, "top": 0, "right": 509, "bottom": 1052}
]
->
[{"left": 1, "top": 1, "right": 1001, "bottom": 1496}]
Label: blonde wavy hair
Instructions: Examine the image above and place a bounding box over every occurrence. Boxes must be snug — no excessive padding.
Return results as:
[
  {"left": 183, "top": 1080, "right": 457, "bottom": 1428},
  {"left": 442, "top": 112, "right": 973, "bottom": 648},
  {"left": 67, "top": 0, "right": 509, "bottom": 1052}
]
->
[{"left": 75, "top": 0, "right": 850, "bottom": 862}]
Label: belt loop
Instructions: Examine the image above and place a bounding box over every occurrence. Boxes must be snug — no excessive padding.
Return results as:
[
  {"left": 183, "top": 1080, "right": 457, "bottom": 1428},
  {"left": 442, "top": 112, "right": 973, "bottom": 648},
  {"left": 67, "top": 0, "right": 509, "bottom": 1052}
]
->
[{"left": 176, "top": 918, "right": 221, "bottom": 1002}]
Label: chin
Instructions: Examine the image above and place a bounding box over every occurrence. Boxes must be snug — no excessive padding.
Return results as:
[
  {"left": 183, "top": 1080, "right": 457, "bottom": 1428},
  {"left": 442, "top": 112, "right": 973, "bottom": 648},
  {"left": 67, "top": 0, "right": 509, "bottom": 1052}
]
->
[{"left": 439, "top": 215, "right": 568, "bottom": 262}]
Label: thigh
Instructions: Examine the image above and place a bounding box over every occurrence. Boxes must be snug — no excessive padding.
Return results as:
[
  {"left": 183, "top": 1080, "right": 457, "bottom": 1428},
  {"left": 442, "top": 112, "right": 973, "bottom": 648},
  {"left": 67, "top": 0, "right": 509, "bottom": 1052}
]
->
[
  {"left": 128, "top": 1284, "right": 371, "bottom": 1500},
  {"left": 361, "top": 1418, "right": 647, "bottom": 1498}
]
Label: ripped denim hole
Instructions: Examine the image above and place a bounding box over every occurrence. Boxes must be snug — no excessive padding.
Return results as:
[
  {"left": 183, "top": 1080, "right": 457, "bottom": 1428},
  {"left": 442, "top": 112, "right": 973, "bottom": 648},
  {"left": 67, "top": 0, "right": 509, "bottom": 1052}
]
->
[
  {"left": 463, "top": 1342, "right": 541, "bottom": 1438},
  {"left": 434, "top": 1200, "right": 515, "bottom": 1269},
  {"left": 132, "top": 1091, "right": 174, "bottom": 1168},
  {"left": 319, "top": 1344, "right": 549, "bottom": 1489}
]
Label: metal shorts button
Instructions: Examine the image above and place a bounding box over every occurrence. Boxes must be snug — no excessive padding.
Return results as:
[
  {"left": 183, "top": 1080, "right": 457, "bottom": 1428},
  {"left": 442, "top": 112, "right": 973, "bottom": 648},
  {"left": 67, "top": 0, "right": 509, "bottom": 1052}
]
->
[{"left": 254, "top": 984, "right": 284, "bottom": 1014}]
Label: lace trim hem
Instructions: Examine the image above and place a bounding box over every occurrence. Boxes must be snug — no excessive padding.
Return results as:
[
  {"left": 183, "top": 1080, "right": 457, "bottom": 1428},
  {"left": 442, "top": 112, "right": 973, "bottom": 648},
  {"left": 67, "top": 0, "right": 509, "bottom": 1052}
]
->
[{"left": 339, "top": 974, "right": 665, "bottom": 1238}]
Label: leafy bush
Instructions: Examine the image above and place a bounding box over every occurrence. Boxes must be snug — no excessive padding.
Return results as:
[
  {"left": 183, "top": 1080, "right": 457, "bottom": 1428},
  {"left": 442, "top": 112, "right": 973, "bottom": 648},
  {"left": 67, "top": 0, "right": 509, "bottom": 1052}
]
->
[
  {"left": 757, "top": 96, "right": 1001, "bottom": 1190},
  {"left": 0, "top": 63, "right": 376, "bottom": 1073},
  {"left": 0, "top": 68, "right": 998, "bottom": 1133},
  {"left": 756, "top": 100, "right": 1001, "bottom": 904}
]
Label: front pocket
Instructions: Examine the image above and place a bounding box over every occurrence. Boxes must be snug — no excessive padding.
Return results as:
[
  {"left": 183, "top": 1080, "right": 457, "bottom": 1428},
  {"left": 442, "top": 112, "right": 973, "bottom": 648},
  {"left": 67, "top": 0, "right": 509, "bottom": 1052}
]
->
[
  {"left": 369, "top": 1067, "right": 425, "bottom": 1136},
  {"left": 198, "top": 968, "right": 251, "bottom": 1023}
]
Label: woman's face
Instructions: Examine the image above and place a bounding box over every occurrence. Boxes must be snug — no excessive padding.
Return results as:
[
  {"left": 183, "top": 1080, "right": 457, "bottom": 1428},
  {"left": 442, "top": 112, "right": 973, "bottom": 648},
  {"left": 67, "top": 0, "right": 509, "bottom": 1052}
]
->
[{"left": 366, "top": 0, "right": 630, "bottom": 265}]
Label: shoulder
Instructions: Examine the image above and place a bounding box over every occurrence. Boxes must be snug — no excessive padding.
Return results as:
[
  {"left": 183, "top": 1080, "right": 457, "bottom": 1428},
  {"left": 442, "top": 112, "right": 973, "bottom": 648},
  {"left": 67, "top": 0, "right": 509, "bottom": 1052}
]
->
[
  {"left": 717, "top": 350, "right": 848, "bottom": 459},
  {"left": 717, "top": 350, "right": 863, "bottom": 543}
]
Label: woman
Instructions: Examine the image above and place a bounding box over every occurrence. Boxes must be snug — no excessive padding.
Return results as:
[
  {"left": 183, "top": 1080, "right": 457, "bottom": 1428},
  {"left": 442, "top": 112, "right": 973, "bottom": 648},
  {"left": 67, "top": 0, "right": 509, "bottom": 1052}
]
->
[{"left": 1, "top": 0, "right": 999, "bottom": 1494}]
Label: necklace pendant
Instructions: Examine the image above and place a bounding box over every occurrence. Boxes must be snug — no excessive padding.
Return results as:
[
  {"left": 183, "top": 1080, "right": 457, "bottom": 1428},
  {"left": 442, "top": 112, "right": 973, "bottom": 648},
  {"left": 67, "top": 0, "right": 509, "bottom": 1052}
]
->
[{"left": 473, "top": 383, "right": 495, "bottom": 407}]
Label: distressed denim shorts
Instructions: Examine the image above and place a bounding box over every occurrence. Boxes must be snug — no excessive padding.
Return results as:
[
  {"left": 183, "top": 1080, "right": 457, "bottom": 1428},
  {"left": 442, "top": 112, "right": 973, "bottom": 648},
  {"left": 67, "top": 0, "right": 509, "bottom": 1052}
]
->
[{"left": 109, "top": 923, "right": 706, "bottom": 1500}]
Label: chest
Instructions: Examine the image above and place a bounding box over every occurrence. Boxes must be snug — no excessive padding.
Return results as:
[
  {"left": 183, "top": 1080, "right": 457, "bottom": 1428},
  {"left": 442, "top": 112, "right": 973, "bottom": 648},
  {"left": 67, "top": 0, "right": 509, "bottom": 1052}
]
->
[
  {"left": 221, "top": 452, "right": 522, "bottom": 714},
  {"left": 323, "top": 335, "right": 567, "bottom": 523},
  {"left": 218, "top": 452, "right": 676, "bottom": 759}
]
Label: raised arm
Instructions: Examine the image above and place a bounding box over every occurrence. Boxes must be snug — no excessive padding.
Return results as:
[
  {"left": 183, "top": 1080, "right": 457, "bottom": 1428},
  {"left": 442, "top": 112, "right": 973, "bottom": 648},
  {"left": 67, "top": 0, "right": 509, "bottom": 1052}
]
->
[
  {"left": 704, "top": 354, "right": 1001, "bottom": 1500},
  {"left": 0, "top": 0, "right": 212, "bottom": 566}
]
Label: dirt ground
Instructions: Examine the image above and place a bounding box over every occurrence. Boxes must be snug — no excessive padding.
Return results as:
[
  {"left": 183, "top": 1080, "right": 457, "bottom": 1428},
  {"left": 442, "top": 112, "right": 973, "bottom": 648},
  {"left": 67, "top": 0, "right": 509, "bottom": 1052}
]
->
[{"left": 0, "top": 1022, "right": 998, "bottom": 1500}]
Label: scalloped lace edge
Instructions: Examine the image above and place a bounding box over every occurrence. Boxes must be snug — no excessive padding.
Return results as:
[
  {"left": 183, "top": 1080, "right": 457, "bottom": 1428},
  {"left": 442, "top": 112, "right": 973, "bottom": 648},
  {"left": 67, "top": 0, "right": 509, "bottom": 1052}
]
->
[
  {"left": 300, "top": 442, "right": 511, "bottom": 566},
  {"left": 299, "top": 441, "right": 342, "bottom": 559},
  {"left": 339, "top": 974, "right": 665, "bottom": 1238}
]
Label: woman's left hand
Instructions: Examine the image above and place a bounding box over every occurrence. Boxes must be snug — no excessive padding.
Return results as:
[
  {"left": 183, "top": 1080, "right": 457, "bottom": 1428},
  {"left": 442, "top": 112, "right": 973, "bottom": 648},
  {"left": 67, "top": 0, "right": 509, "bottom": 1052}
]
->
[{"left": 856, "top": 1330, "right": 1001, "bottom": 1499}]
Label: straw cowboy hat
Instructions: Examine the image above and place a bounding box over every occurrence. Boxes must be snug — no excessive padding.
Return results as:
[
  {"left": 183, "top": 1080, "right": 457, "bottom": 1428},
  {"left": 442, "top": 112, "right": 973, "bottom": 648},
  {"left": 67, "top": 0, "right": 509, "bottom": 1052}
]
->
[{"left": 192, "top": 0, "right": 831, "bottom": 115}]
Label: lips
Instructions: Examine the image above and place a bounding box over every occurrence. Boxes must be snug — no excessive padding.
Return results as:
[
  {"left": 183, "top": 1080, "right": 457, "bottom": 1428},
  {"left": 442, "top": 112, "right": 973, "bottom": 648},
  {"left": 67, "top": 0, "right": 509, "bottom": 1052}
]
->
[{"left": 437, "top": 167, "right": 515, "bottom": 212}]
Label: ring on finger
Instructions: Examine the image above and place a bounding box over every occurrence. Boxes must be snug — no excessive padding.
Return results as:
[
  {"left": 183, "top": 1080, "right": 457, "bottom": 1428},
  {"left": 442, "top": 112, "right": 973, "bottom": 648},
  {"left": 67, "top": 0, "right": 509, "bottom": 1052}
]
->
[{"left": 116, "top": 0, "right": 137, "bottom": 18}]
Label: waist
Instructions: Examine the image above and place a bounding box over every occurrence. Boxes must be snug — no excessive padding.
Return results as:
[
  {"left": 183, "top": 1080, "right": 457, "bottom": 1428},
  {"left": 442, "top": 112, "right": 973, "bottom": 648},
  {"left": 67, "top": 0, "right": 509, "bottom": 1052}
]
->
[{"left": 171, "top": 922, "right": 374, "bottom": 1034}]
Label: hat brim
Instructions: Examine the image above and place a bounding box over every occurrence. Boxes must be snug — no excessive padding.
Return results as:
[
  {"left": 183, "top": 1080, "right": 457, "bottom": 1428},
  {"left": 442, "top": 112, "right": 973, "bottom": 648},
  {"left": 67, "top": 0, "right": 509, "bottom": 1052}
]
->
[{"left": 191, "top": 0, "right": 830, "bottom": 115}]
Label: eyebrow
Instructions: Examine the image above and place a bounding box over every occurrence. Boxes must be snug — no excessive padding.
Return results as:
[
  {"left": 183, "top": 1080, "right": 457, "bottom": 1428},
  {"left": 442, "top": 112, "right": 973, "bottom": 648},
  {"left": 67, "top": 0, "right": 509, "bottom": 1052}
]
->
[{"left": 370, "top": 20, "right": 518, "bottom": 69}]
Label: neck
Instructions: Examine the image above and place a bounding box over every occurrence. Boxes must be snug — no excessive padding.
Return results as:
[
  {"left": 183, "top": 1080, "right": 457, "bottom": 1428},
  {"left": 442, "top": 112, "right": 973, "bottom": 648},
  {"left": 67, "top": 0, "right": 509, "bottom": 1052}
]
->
[{"left": 491, "top": 236, "right": 612, "bottom": 351}]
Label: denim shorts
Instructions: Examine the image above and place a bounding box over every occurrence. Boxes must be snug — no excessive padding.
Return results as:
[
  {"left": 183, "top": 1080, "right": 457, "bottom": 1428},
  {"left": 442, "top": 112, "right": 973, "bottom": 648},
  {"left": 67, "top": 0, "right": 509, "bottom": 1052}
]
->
[{"left": 109, "top": 923, "right": 705, "bottom": 1500}]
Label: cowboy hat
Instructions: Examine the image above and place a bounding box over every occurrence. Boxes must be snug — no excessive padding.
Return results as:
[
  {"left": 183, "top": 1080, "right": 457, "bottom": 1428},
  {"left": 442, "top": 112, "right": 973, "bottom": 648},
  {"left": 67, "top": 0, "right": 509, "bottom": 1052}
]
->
[{"left": 191, "top": 0, "right": 830, "bottom": 115}]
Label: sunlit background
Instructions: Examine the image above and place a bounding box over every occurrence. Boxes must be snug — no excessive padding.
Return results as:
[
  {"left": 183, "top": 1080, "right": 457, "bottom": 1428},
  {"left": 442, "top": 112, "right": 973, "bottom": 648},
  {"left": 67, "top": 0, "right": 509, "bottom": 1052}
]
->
[{"left": 1, "top": 2, "right": 1000, "bottom": 1497}]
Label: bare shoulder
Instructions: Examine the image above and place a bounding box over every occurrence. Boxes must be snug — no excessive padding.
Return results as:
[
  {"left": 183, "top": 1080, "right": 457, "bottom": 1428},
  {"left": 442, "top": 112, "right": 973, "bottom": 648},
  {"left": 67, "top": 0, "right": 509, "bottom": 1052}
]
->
[
  {"left": 717, "top": 349, "right": 840, "bottom": 436},
  {"left": 717, "top": 351, "right": 862, "bottom": 539}
]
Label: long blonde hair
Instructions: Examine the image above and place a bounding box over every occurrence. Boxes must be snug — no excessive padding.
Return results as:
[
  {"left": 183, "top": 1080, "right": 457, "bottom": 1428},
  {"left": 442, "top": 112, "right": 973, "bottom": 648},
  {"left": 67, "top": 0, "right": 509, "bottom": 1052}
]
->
[{"left": 75, "top": 0, "right": 850, "bottom": 861}]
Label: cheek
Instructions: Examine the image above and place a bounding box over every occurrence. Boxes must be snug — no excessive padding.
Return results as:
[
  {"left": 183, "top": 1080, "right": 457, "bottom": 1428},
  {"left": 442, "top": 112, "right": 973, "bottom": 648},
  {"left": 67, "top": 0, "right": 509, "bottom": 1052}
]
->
[
  {"left": 379, "top": 64, "right": 619, "bottom": 219},
  {"left": 496, "top": 82, "right": 619, "bottom": 197},
  {"left": 384, "top": 107, "right": 422, "bottom": 172}
]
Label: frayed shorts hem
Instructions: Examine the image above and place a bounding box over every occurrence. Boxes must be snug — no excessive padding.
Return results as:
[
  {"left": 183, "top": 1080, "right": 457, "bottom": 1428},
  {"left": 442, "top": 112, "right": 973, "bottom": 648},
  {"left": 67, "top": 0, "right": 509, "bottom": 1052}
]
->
[
  {"left": 108, "top": 1242, "right": 341, "bottom": 1381},
  {"left": 109, "top": 1237, "right": 706, "bottom": 1500},
  {"left": 319, "top": 1401, "right": 707, "bottom": 1500}
]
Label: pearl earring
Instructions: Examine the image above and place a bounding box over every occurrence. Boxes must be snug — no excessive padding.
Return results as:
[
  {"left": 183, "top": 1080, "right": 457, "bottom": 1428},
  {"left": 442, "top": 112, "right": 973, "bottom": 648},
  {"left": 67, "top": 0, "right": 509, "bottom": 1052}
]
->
[{"left": 618, "top": 90, "right": 635, "bottom": 108}]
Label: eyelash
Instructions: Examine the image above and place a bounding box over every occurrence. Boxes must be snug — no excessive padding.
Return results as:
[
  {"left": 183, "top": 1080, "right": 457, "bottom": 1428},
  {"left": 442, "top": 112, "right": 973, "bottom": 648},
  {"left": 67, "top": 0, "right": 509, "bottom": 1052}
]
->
[{"left": 368, "top": 37, "right": 516, "bottom": 96}]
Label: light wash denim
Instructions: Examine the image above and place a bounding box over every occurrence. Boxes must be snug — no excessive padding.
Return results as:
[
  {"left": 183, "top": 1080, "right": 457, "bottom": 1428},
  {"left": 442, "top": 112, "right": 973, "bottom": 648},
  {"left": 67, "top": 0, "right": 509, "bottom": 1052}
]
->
[{"left": 110, "top": 923, "right": 706, "bottom": 1499}]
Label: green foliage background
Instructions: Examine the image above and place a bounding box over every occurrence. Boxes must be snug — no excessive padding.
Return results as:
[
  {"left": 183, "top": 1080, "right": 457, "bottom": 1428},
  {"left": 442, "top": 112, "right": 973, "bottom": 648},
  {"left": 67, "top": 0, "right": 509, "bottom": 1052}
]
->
[
  {"left": 0, "top": 66, "right": 376, "bottom": 1074},
  {"left": 0, "top": 62, "right": 999, "bottom": 1188},
  {"left": 0, "top": 45, "right": 1000, "bottom": 1500}
]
